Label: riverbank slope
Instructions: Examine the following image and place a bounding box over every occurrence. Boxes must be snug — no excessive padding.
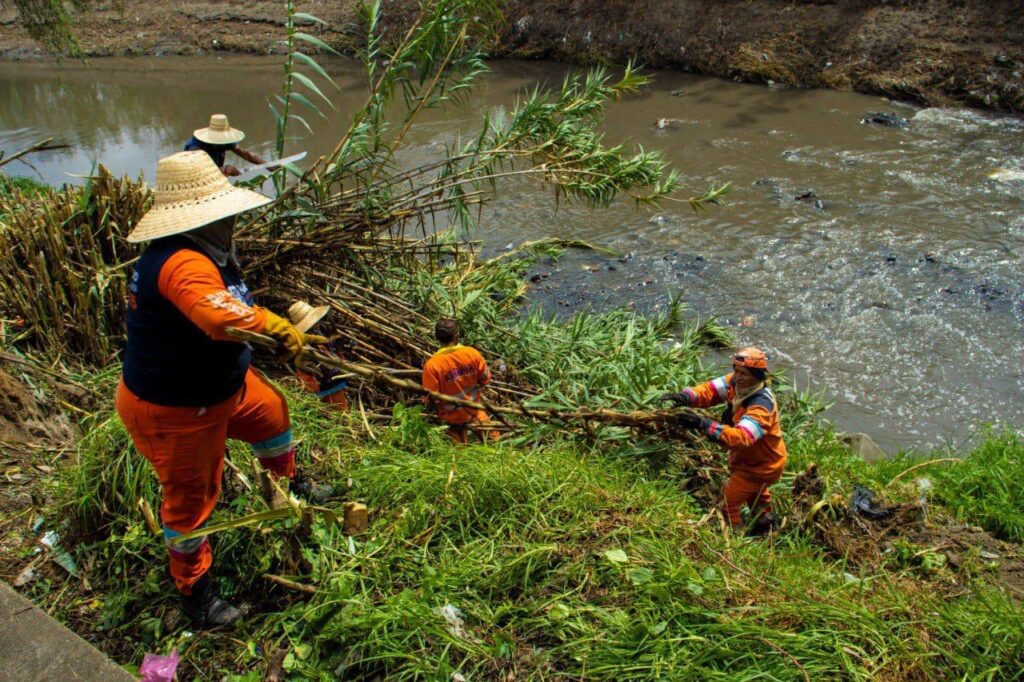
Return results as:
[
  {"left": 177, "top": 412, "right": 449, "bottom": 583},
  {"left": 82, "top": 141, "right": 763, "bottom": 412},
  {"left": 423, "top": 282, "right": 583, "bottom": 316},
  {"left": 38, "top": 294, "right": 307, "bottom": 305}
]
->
[{"left": 0, "top": 1, "right": 1021, "bottom": 113}]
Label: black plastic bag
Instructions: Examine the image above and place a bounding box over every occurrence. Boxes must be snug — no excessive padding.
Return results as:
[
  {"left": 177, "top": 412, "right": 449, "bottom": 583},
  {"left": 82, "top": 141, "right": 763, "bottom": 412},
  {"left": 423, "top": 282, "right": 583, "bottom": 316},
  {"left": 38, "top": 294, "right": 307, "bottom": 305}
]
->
[{"left": 850, "top": 484, "right": 893, "bottom": 520}]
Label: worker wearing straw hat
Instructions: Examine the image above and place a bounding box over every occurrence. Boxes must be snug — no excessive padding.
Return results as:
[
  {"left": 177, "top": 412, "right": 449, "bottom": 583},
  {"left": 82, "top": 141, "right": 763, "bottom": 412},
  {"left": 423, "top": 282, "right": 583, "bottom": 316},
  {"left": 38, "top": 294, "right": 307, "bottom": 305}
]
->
[
  {"left": 184, "top": 113, "right": 268, "bottom": 177},
  {"left": 288, "top": 300, "right": 350, "bottom": 411},
  {"left": 115, "top": 151, "right": 326, "bottom": 627},
  {"left": 661, "top": 347, "right": 787, "bottom": 535}
]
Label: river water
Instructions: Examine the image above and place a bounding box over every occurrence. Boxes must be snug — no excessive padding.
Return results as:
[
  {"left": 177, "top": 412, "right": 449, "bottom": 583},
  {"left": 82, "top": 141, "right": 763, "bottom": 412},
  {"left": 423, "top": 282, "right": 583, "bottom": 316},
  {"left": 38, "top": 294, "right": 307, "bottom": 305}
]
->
[{"left": 2, "top": 56, "right": 1022, "bottom": 452}]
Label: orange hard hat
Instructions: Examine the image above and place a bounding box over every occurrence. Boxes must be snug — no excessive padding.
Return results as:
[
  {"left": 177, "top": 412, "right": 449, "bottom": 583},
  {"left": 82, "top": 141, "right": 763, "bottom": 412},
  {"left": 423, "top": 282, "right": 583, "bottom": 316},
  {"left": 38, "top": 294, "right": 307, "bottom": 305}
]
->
[{"left": 732, "top": 347, "right": 768, "bottom": 374}]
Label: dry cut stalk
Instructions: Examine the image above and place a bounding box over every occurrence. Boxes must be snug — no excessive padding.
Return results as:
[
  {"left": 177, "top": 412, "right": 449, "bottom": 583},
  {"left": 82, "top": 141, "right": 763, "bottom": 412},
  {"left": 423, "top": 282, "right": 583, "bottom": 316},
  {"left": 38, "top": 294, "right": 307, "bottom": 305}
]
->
[{"left": 228, "top": 327, "right": 696, "bottom": 430}]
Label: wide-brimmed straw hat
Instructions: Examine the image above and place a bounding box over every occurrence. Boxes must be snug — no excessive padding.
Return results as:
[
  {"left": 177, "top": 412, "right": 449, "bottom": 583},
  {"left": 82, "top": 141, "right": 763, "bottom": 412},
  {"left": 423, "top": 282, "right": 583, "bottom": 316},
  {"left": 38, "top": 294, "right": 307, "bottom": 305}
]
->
[
  {"left": 193, "top": 114, "right": 245, "bottom": 145},
  {"left": 127, "top": 151, "right": 272, "bottom": 243},
  {"left": 288, "top": 300, "right": 330, "bottom": 333}
]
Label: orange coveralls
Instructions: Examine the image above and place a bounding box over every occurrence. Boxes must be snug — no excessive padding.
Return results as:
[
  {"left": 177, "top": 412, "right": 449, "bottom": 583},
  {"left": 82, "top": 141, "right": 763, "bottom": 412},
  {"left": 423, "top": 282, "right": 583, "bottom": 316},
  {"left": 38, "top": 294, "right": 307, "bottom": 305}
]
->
[
  {"left": 683, "top": 373, "right": 788, "bottom": 527},
  {"left": 297, "top": 369, "right": 350, "bottom": 410},
  {"left": 116, "top": 248, "right": 293, "bottom": 594},
  {"left": 421, "top": 344, "right": 494, "bottom": 444}
]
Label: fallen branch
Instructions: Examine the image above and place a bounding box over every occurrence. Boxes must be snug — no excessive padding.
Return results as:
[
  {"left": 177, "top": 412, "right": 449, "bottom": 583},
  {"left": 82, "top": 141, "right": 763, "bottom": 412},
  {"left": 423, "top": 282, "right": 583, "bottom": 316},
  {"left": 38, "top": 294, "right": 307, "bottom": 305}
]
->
[
  {"left": 0, "top": 138, "right": 71, "bottom": 170},
  {"left": 137, "top": 498, "right": 161, "bottom": 536},
  {"left": 227, "top": 327, "right": 694, "bottom": 430},
  {"left": 264, "top": 573, "right": 317, "bottom": 594},
  {"left": 886, "top": 458, "right": 958, "bottom": 487}
]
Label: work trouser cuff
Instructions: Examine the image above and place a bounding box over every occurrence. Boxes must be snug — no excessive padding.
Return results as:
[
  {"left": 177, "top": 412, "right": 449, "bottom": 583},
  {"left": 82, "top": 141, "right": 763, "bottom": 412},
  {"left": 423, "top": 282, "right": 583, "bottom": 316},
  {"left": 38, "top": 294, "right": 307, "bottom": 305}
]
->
[
  {"left": 252, "top": 430, "right": 295, "bottom": 478},
  {"left": 257, "top": 448, "right": 295, "bottom": 478},
  {"left": 163, "top": 525, "right": 213, "bottom": 594}
]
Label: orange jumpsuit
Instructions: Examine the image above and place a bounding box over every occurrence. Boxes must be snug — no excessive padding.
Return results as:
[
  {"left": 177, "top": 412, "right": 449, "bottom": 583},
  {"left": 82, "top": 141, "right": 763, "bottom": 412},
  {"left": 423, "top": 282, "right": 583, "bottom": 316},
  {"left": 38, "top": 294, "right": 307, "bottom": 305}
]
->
[
  {"left": 684, "top": 373, "right": 788, "bottom": 527},
  {"left": 116, "top": 245, "right": 293, "bottom": 594},
  {"left": 421, "top": 344, "right": 494, "bottom": 444},
  {"left": 297, "top": 368, "right": 349, "bottom": 410}
]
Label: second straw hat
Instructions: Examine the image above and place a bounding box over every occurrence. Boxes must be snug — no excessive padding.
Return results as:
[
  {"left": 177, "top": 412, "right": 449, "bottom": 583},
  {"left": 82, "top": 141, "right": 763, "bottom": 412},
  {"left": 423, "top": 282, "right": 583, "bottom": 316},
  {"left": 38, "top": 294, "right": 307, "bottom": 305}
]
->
[
  {"left": 127, "top": 151, "right": 271, "bottom": 243},
  {"left": 194, "top": 114, "right": 246, "bottom": 145},
  {"left": 288, "top": 300, "right": 330, "bottom": 333}
]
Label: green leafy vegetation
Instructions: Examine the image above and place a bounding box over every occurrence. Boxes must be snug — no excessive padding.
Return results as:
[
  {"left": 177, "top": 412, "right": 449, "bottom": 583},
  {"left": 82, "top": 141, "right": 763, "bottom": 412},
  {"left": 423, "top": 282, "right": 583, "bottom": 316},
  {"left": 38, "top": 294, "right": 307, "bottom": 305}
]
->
[
  {"left": 43, "top": 369, "right": 1024, "bottom": 680},
  {"left": 4, "top": 0, "right": 84, "bottom": 54},
  {"left": 0, "top": 174, "right": 50, "bottom": 198},
  {"left": 39, "top": 257, "right": 1023, "bottom": 679},
  {"left": 925, "top": 431, "right": 1024, "bottom": 542}
]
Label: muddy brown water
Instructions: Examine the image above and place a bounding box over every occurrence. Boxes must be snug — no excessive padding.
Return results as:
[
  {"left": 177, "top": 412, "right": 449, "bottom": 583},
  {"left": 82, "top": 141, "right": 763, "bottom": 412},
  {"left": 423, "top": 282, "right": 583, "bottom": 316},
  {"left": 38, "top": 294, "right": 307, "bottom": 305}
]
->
[{"left": 1, "top": 56, "right": 1022, "bottom": 452}]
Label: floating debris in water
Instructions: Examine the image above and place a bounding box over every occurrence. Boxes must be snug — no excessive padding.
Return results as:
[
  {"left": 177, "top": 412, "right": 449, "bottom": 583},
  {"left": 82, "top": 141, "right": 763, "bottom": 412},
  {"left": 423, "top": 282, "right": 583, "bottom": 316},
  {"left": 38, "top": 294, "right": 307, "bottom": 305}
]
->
[
  {"left": 987, "top": 168, "right": 1024, "bottom": 182},
  {"left": 861, "top": 111, "right": 910, "bottom": 128}
]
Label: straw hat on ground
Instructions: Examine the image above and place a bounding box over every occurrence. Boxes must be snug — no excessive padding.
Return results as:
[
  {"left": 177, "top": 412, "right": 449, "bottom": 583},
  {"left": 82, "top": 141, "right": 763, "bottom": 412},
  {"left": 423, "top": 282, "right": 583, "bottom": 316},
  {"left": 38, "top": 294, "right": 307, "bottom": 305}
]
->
[
  {"left": 194, "top": 114, "right": 245, "bottom": 145},
  {"left": 127, "top": 151, "right": 272, "bottom": 243},
  {"left": 288, "top": 300, "right": 330, "bottom": 333}
]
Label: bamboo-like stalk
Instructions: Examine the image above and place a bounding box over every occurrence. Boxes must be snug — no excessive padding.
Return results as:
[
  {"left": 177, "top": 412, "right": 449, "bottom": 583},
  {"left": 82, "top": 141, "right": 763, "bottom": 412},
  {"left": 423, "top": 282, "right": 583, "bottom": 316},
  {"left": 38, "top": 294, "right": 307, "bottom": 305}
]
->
[{"left": 228, "top": 328, "right": 695, "bottom": 430}]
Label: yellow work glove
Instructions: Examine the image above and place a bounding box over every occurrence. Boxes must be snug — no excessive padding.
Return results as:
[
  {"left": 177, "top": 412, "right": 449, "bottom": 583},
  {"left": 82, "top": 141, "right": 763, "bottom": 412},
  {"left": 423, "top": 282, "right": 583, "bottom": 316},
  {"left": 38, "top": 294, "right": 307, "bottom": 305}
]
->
[{"left": 262, "top": 310, "right": 328, "bottom": 363}]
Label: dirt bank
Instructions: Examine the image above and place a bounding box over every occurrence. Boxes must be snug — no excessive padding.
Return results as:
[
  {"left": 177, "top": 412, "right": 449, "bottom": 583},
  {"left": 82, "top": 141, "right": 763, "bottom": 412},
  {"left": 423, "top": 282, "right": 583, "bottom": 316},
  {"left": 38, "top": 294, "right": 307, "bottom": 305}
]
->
[
  {"left": 1, "top": 1, "right": 1021, "bottom": 113},
  {"left": 497, "top": 0, "right": 1024, "bottom": 113}
]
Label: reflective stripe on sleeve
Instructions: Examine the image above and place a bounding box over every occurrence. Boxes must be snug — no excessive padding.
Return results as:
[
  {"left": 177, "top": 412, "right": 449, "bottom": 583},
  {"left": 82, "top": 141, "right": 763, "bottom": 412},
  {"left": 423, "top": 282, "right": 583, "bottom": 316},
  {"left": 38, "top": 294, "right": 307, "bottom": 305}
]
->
[
  {"left": 711, "top": 377, "right": 729, "bottom": 399},
  {"left": 737, "top": 416, "right": 765, "bottom": 442}
]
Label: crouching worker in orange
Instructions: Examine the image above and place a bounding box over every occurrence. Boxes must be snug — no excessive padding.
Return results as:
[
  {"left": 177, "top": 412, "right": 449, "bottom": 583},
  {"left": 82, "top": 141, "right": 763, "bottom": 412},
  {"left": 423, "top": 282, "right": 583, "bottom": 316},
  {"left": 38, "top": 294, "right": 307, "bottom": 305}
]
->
[
  {"left": 288, "top": 301, "right": 349, "bottom": 411},
  {"left": 661, "top": 347, "right": 787, "bottom": 535},
  {"left": 421, "top": 318, "right": 497, "bottom": 444},
  {"left": 114, "top": 151, "right": 326, "bottom": 628}
]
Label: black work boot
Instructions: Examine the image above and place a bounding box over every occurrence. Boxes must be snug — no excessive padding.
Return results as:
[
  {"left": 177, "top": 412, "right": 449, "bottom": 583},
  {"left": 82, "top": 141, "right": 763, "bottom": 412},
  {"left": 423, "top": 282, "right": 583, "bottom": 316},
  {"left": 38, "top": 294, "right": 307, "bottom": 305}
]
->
[
  {"left": 748, "top": 512, "right": 778, "bottom": 537},
  {"left": 180, "top": 575, "right": 242, "bottom": 628},
  {"left": 291, "top": 470, "right": 334, "bottom": 503}
]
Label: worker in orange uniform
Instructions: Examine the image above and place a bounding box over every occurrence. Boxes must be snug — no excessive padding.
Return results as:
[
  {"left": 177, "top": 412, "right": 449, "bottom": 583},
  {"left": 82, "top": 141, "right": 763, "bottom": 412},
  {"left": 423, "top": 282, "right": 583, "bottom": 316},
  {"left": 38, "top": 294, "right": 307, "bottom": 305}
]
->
[
  {"left": 288, "top": 300, "right": 349, "bottom": 411},
  {"left": 661, "top": 347, "right": 787, "bottom": 534},
  {"left": 115, "top": 151, "right": 326, "bottom": 628},
  {"left": 421, "top": 318, "right": 496, "bottom": 444}
]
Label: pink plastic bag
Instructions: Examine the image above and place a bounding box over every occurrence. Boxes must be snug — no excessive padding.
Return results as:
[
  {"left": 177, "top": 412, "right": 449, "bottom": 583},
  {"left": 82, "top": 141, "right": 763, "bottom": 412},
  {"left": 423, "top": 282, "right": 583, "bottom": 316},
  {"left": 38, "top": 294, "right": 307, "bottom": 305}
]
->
[{"left": 140, "top": 650, "right": 180, "bottom": 682}]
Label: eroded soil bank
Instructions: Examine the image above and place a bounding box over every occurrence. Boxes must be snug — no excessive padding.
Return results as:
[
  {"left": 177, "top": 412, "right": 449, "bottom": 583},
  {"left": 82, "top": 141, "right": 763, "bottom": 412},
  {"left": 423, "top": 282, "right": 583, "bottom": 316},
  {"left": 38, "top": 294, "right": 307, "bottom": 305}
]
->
[{"left": 0, "top": 1, "right": 1022, "bottom": 113}]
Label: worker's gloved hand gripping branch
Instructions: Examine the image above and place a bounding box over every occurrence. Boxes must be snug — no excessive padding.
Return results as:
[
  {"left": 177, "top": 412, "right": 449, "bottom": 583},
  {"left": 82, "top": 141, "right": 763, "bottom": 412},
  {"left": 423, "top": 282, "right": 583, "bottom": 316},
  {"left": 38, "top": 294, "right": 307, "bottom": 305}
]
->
[
  {"left": 658, "top": 348, "right": 788, "bottom": 533},
  {"left": 262, "top": 310, "right": 328, "bottom": 362}
]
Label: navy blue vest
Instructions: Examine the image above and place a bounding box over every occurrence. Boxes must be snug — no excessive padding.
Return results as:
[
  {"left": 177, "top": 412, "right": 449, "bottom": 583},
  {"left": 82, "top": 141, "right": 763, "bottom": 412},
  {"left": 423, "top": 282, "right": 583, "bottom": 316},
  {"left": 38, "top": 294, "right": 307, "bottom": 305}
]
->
[
  {"left": 122, "top": 236, "right": 252, "bottom": 406},
  {"left": 183, "top": 136, "right": 234, "bottom": 168}
]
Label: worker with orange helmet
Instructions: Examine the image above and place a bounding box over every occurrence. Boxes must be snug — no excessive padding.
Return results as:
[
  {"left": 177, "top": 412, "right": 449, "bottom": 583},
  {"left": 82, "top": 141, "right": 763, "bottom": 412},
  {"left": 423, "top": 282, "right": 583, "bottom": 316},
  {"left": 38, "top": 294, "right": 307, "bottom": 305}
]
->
[{"left": 661, "top": 346, "right": 787, "bottom": 534}]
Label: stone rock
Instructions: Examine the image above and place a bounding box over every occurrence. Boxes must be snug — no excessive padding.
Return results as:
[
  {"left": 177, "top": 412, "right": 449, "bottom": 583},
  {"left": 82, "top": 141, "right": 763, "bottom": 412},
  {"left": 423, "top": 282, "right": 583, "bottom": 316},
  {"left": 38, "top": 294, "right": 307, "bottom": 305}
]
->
[
  {"left": 0, "top": 583, "right": 135, "bottom": 680},
  {"left": 843, "top": 432, "right": 888, "bottom": 462}
]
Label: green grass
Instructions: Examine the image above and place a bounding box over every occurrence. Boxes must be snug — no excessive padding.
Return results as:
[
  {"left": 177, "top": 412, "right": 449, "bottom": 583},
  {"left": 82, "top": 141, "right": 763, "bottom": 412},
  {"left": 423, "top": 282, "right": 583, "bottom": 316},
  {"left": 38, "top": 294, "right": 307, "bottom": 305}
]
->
[
  {"left": 0, "top": 174, "right": 50, "bottom": 198},
  {"left": 926, "top": 430, "right": 1024, "bottom": 542},
  {"left": 45, "top": 372, "right": 1024, "bottom": 681},
  {"left": 0, "top": 174, "right": 51, "bottom": 221},
  {"left": 29, "top": 242, "right": 1024, "bottom": 681}
]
